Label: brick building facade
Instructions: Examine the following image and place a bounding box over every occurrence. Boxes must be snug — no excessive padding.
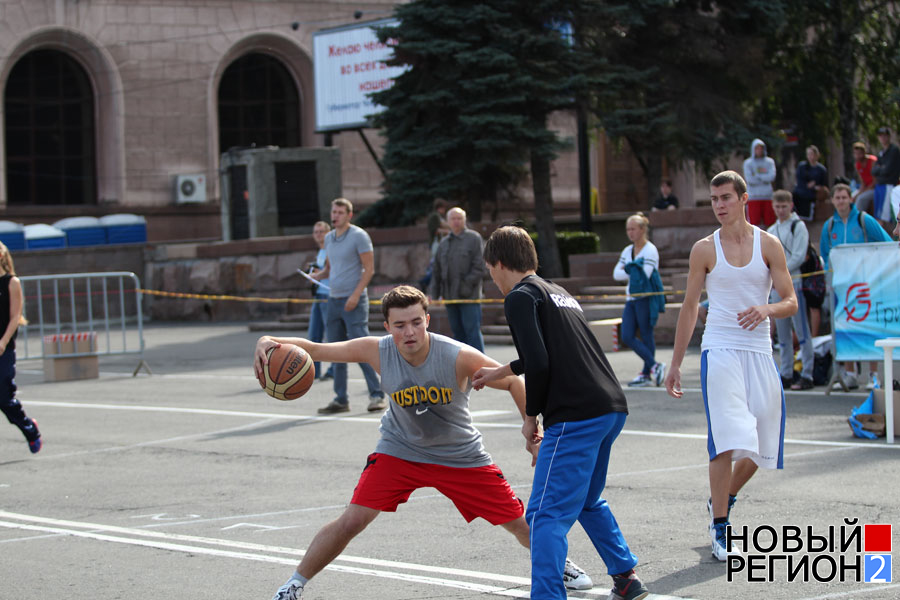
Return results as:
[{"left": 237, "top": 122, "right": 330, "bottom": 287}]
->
[{"left": 0, "top": 0, "right": 652, "bottom": 243}]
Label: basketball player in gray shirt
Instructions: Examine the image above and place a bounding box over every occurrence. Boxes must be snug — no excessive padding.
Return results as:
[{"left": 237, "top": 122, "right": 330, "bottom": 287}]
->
[{"left": 254, "top": 285, "right": 592, "bottom": 600}]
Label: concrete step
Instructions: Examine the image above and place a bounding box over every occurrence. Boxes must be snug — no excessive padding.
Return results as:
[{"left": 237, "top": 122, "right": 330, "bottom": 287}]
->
[
  {"left": 279, "top": 313, "right": 311, "bottom": 324},
  {"left": 483, "top": 333, "right": 513, "bottom": 345},
  {"left": 482, "top": 324, "right": 511, "bottom": 335}
]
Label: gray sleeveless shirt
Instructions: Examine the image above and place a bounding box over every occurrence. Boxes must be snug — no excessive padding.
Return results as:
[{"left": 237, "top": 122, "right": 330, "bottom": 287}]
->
[{"left": 376, "top": 333, "right": 492, "bottom": 468}]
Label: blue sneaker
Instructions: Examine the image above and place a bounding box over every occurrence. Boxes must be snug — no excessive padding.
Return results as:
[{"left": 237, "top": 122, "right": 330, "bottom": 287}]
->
[
  {"left": 710, "top": 521, "right": 740, "bottom": 562},
  {"left": 610, "top": 569, "right": 649, "bottom": 600},
  {"left": 27, "top": 419, "right": 41, "bottom": 454}
]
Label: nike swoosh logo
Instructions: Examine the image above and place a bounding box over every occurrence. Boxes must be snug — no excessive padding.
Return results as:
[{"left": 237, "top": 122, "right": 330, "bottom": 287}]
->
[{"left": 415, "top": 407, "right": 428, "bottom": 415}]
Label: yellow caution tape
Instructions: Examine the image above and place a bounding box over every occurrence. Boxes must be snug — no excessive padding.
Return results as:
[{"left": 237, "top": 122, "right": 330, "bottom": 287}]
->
[{"left": 137, "top": 270, "right": 827, "bottom": 305}]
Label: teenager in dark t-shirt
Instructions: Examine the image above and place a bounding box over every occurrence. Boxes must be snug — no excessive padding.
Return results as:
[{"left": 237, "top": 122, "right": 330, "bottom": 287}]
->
[{"left": 474, "top": 226, "right": 649, "bottom": 600}]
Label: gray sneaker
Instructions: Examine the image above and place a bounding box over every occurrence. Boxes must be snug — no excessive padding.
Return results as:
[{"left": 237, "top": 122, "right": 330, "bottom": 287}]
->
[
  {"left": 317, "top": 400, "right": 350, "bottom": 414},
  {"left": 271, "top": 579, "right": 303, "bottom": 600},
  {"left": 367, "top": 395, "right": 387, "bottom": 412}
]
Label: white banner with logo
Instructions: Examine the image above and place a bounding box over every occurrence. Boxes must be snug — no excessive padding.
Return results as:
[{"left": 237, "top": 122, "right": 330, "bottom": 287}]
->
[{"left": 830, "top": 242, "right": 900, "bottom": 361}]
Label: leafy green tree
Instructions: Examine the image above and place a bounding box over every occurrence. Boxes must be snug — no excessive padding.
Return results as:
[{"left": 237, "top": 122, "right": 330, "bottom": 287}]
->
[
  {"left": 363, "top": 0, "right": 612, "bottom": 277},
  {"left": 583, "top": 0, "right": 789, "bottom": 200},
  {"left": 762, "top": 1, "right": 900, "bottom": 178}
]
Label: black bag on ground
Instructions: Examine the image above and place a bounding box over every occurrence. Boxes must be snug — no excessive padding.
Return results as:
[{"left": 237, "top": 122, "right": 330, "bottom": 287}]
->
[{"left": 813, "top": 350, "right": 832, "bottom": 386}]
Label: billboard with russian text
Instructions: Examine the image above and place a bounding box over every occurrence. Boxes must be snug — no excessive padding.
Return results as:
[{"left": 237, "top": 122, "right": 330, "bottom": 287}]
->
[{"left": 313, "top": 18, "right": 406, "bottom": 132}]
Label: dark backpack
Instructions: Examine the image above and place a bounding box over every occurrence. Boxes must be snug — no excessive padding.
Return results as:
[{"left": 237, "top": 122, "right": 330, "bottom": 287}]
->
[{"left": 790, "top": 220, "right": 825, "bottom": 305}]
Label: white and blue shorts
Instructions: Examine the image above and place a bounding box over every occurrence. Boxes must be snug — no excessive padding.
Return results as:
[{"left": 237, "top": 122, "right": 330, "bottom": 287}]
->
[{"left": 701, "top": 348, "right": 785, "bottom": 470}]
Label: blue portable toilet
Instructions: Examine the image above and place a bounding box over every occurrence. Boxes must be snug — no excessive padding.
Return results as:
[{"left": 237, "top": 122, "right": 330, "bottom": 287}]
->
[
  {"left": 100, "top": 213, "right": 147, "bottom": 244},
  {"left": 24, "top": 224, "right": 66, "bottom": 250},
  {"left": 53, "top": 216, "right": 107, "bottom": 247},
  {"left": 0, "top": 221, "right": 26, "bottom": 251}
]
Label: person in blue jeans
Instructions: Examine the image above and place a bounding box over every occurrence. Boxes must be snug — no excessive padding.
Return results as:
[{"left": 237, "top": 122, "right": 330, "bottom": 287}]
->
[
  {"left": 613, "top": 213, "right": 666, "bottom": 387},
  {"left": 307, "top": 221, "right": 334, "bottom": 381},
  {"left": 311, "top": 198, "right": 385, "bottom": 413}
]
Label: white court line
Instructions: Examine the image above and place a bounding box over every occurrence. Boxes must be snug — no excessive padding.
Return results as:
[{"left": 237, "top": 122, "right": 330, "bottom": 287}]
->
[
  {"left": 37, "top": 418, "right": 281, "bottom": 461},
  {"left": 0, "top": 511, "right": 689, "bottom": 599},
  {"left": 25, "top": 400, "right": 900, "bottom": 451}
]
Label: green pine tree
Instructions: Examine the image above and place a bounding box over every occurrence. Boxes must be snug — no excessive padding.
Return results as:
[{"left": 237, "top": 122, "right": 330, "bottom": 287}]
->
[{"left": 362, "top": 0, "right": 612, "bottom": 277}]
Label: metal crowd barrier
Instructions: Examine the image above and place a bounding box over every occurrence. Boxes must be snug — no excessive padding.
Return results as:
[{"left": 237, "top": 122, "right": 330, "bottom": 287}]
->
[{"left": 18, "top": 272, "right": 151, "bottom": 376}]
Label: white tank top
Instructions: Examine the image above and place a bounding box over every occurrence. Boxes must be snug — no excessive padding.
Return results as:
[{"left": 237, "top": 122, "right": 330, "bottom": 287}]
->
[{"left": 701, "top": 227, "right": 773, "bottom": 353}]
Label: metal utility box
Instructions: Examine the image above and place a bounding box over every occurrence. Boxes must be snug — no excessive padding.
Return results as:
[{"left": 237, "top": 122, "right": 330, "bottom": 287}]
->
[{"left": 219, "top": 147, "right": 341, "bottom": 240}]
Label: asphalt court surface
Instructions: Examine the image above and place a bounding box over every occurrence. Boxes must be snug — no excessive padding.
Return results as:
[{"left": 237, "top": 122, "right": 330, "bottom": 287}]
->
[{"left": 1, "top": 322, "right": 898, "bottom": 600}]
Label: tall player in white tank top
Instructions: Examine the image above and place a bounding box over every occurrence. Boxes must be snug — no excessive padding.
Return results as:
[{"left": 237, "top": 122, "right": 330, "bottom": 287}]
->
[{"left": 664, "top": 171, "right": 798, "bottom": 563}]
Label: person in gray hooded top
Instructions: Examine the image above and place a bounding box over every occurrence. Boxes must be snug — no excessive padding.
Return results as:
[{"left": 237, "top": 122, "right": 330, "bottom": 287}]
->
[
  {"left": 743, "top": 138, "right": 777, "bottom": 227},
  {"left": 255, "top": 285, "right": 594, "bottom": 600}
]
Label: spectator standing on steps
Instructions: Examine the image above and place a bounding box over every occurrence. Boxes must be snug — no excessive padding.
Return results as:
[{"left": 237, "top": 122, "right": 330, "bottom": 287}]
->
[
  {"left": 767, "top": 191, "right": 814, "bottom": 390},
  {"left": 651, "top": 179, "right": 679, "bottom": 211},
  {"left": 819, "top": 184, "right": 892, "bottom": 391},
  {"left": 793, "top": 145, "right": 828, "bottom": 221},
  {"left": 311, "top": 198, "right": 386, "bottom": 413},
  {"left": 429, "top": 207, "right": 485, "bottom": 352},
  {"left": 419, "top": 199, "right": 451, "bottom": 291},
  {"left": 307, "top": 221, "right": 334, "bottom": 381},
  {"left": 743, "top": 138, "right": 777, "bottom": 227},
  {"left": 852, "top": 142, "right": 878, "bottom": 215},
  {"left": 871, "top": 126, "right": 900, "bottom": 226},
  {"left": 613, "top": 213, "right": 666, "bottom": 387}
]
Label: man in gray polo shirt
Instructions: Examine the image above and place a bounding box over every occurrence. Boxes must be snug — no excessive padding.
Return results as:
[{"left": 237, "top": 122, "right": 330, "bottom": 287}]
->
[
  {"left": 312, "top": 198, "right": 385, "bottom": 413},
  {"left": 429, "top": 207, "right": 485, "bottom": 352}
]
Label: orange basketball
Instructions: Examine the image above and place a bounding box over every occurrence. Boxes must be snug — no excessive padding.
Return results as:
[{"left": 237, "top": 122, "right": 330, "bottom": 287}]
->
[{"left": 259, "top": 344, "right": 315, "bottom": 401}]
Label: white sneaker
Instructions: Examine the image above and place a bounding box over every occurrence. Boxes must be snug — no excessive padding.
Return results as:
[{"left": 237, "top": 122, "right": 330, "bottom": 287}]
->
[
  {"left": 272, "top": 579, "right": 303, "bottom": 600},
  {"left": 627, "top": 373, "right": 651, "bottom": 387},
  {"left": 710, "top": 521, "right": 740, "bottom": 562},
  {"left": 831, "top": 371, "right": 860, "bottom": 391},
  {"left": 651, "top": 362, "right": 667, "bottom": 387},
  {"left": 563, "top": 558, "right": 593, "bottom": 590},
  {"left": 866, "top": 372, "right": 879, "bottom": 390}
]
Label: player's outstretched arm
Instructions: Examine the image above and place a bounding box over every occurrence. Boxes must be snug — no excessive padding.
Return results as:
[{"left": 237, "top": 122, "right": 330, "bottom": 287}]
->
[
  {"left": 665, "top": 239, "right": 710, "bottom": 398},
  {"left": 253, "top": 335, "right": 381, "bottom": 378},
  {"left": 458, "top": 346, "right": 526, "bottom": 419},
  {"left": 458, "top": 346, "right": 541, "bottom": 465}
]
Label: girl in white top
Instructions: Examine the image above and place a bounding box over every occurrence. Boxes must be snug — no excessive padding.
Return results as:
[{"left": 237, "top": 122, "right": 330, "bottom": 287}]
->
[
  {"left": 664, "top": 171, "right": 797, "bottom": 563},
  {"left": 613, "top": 213, "right": 665, "bottom": 387}
]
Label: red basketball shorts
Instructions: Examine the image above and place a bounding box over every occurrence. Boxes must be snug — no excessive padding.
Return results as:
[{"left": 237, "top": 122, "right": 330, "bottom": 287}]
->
[{"left": 350, "top": 453, "right": 524, "bottom": 525}]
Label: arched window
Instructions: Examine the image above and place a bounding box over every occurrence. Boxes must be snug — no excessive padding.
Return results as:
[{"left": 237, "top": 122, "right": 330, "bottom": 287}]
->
[
  {"left": 4, "top": 49, "right": 96, "bottom": 205},
  {"left": 218, "top": 53, "right": 300, "bottom": 153}
]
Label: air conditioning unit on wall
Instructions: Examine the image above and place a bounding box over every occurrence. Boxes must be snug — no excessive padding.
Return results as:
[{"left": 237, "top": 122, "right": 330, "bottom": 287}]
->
[{"left": 174, "top": 174, "right": 207, "bottom": 204}]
